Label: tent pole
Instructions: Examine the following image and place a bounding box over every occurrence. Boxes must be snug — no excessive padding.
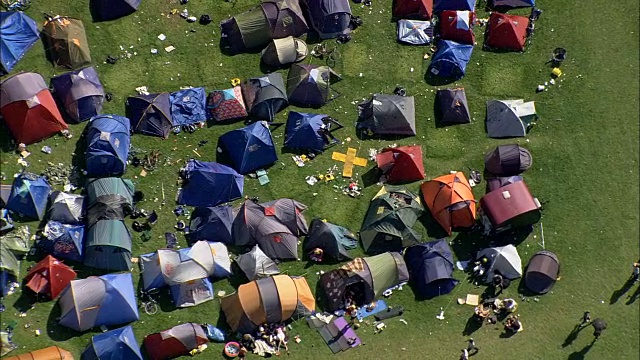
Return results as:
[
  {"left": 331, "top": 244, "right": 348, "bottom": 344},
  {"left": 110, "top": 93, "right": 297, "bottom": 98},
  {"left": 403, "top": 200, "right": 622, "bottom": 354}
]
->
[{"left": 539, "top": 223, "right": 545, "bottom": 249}]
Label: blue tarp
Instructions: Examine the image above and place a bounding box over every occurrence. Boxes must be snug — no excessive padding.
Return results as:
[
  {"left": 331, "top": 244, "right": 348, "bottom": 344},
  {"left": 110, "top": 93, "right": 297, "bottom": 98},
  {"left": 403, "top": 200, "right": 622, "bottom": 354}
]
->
[
  {"left": 178, "top": 160, "right": 243, "bottom": 207},
  {"left": 170, "top": 87, "right": 208, "bottom": 126},
  {"left": 186, "top": 206, "right": 234, "bottom": 245},
  {"left": 85, "top": 114, "right": 131, "bottom": 177},
  {"left": 6, "top": 173, "right": 51, "bottom": 220},
  {"left": 218, "top": 121, "right": 278, "bottom": 174},
  {"left": 41, "top": 221, "right": 85, "bottom": 262},
  {"left": 404, "top": 239, "right": 458, "bottom": 298},
  {"left": 91, "top": 0, "right": 141, "bottom": 21},
  {"left": 0, "top": 12, "right": 40, "bottom": 73},
  {"left": 434, "top": 0, "right": 476, "bottom": 12},
  {"left": 81, "top": 325, "right": 143, "bottom": 360},
  {"left": 284, "top": 112, "right": 331, "bottom": 153},
  {"left": 50, "top": 66, "right": 105, "bottom": 123},
  {"left": 428, "top": 40, "right": 473, "bottom": 80}
]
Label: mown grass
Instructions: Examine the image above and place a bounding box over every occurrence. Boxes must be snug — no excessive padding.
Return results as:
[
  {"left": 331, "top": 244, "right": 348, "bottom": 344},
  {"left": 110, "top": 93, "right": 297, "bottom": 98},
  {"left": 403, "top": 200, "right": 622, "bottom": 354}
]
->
[{"left": 0, "top": 0, "right": 638, "bottom": 359}]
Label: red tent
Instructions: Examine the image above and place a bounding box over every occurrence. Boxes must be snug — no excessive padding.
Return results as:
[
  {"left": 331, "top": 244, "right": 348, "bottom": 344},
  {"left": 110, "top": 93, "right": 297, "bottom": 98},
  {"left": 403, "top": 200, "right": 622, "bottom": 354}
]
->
[
  {"left": 438, "top": 10, "right": 476, "bottom": 45},
  {"left": 143, "top": 323, "right": 209, "bottom": 360},
  {"left": 393, "top": 0, "right": 433, "bottom": 20},
  {"left": 376, "top": 145, "right": 425, "bottom": 184},
  {"left": 0, "top": 72, "right": 67, "bottom": 145},
  {"left": 484, "top": 12, "right": 529, "bottom": 51},
  {"left": 24, "top": 255, "right": 76, "bottom": 299}
]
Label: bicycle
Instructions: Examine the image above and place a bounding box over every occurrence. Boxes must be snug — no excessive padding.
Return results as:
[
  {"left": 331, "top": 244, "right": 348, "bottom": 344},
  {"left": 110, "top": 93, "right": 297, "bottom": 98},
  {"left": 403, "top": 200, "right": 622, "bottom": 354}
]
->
[
  {"left": 1, "top": 0, "right": 31, "bottom": 11},
  {"left": 139, "top": 288, "right": 160, "bottom": 315},
  {"left": 311, "top": 43, "right": 342, "bottom": 68}
]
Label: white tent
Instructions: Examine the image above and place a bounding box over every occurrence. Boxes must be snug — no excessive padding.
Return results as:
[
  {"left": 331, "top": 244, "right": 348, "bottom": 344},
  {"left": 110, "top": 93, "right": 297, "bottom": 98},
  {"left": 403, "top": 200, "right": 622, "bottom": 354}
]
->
[
  {"left": 48, "top": 191, "right": 84, "bottom": 224},
  {"left": 397, "top": 20, "right": 433, "bottom": 45},
  {"left": 236, "top": 245, "right": 280, "bottom": 280},
  {"left": 477, "top": 244, "right": 522, "bottom": 282}
]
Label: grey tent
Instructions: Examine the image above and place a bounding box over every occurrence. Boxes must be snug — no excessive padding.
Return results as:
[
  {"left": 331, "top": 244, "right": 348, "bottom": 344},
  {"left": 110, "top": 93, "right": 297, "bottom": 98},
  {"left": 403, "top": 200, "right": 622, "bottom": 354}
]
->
[
  {"left": 0, "top": 242, "right": 20, "bottom": 296},
  {"left": 261, "top": 36, "right": 308, "bottom": 67},
  {"left": 435, "top": 88, "right": 470, "bottom": 125},
  {"left": 360, "top": 186, "right": 424, "bottom": 254},
  {"left": 486, "top": 99, "right": 537, "bottom": 138},
  {"left": 397, "top": 19, "right": 434, "bottom": 45},
  {"left": 286, "top": 64, "right": 341, "bottom": 107},
  {"left": 241, "top": 73, "right": 288, "bottom": 121},
  {"left": 48, "top": 191, "right": 84, "bottom": 224},
  {"left": 236, "top": 245, "right": 281, "bottom": 280},
  {"left": 484, "top": 144, "right": 532, "bottom": 176},
  {"left": 303, "top": 218, "right": 357, "bottom": 262},
  {"left": 305, "top": 0, "right": 353, "bottom": 39},
  {"left": 476, "top": 244, "right": 522, "bottom": 283},
  {"left": 126, "top": 92, "right": 173, "bottom": 138},
  {"left": 50, "top": 66, "right": 105, "bottom": 123},
  {"left": 357, "top": 94, "right": 416, "bottom": 136},
  {"left": 524, "top": 250, "right": 559, "bottom": 294}
]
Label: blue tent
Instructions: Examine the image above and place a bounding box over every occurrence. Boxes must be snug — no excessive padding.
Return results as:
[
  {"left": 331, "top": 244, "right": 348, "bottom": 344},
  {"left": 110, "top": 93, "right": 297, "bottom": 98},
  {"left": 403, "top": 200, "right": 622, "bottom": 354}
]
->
[
  {"left": 186, "top": 206, "right": 234, "bottom": 246},
  {"left": 404, "top": 239, "right": 459, "bottom": 298},
  {"left": 50, "top": 66, "right": 105, "bottom": 123},
  {"left": 58, "top": 272, "right": 139, "bottom": 332},
  {"left": 85, "top": 114, "right": 131, "bottom": 177},
  {"left": 81, "top": 325, "right": 143, "bottom": 360},
  {"left": 178, "top": 160, "right": 243, "bottom": 207},
  {"left": 6, "top": 173, "right": 51, "bottom": 220},
  {"left": 434, "top": 0, "right": 476, "bottom": 12},
  {"left": 90, "top": 0, "right": 141, "bottom": 21},
  {"left": 170, "top": 87, "right": 207, "bottom": 127},
  {"left": 41, "top": 221, "right": 85, "bottom": 262},
  {"left": 428, "top": 40, "right": 473, "bottom": 80},
  {"left": 0, "top": 12, "right": 40, "bottom": 73},
  {"left": 284, "top": 111, "right": 338, "bottom": 153},
  {"left": 217, "top": 121, "right": 278, "bottom": 174}
]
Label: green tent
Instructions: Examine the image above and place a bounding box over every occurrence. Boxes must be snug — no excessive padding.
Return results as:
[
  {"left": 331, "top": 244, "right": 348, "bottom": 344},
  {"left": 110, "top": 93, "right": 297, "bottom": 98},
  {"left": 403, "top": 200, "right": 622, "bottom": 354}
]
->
[
  {"left": 0, "top": 226, "right": 30, "bottom": 256},
  {"left": 42, "top": 16, "right": 91, "bottom": 69},
  {"left": 1, "top": 242, "right": 20, "bottom": 296},
  {"left": 286, "top": 64, "right": 341, "bottom": 107},
  {"left": 360, "top": 186, "right": 424, "bottom": 254}
]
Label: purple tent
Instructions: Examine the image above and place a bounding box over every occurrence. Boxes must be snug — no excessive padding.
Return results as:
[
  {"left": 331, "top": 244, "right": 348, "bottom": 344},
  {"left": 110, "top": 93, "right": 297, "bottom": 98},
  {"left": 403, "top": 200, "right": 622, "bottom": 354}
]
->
[{"left": 50, "top": 66, "right": 105, "bottom": 123}]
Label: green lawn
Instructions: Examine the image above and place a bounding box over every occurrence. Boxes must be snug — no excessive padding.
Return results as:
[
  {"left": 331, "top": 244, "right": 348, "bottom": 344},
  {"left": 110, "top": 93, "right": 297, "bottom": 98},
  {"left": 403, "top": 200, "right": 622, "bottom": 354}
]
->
[{"left": 1, "top": 0, "right": 638, "bottom": 359}]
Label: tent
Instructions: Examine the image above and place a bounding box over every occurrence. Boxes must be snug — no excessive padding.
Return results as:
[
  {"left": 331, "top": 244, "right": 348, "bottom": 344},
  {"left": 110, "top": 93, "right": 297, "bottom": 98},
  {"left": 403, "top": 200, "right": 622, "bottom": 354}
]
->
[
  {"left": 484, "top": 12, "right": 529, "bottom": 52},
  {"left": 220, "top": 275, "right": 315, "bottom": 332},
  {"left": 476, "top": 244, "right": 522, "bottom": 282},
  {"left": 50, "top": 66, "right": 104, "bottom": 123},
  {"left": 0, "top": 243, "right": 19, "bottom": 297},
  {"left": 143, "top": 323, "right": 209, "bottom": 360},
  {"left": 360, "top": 186, "right": 424, "bottom": 254},
  {"left": 24, "top": 255, "right": 76, "bottom": 300},
  {"left": 140, "top": 241, "right": 232, "bottom": 291},
  {"left": 486, "top": 99, "right": 537, "bottom": 138},
  {"left": 319, "top": 252, "right": 409, "bottom": 311},
  {"left": 261, "top": 36, "right": 308, "bottom": 67},
  {"left": 305, "top": 0, "right": 352, "bottom": 39},
  {"left": 480, "top": 180, "right": 541, "bottom": 232},
  {"left": 220, "top": 0, "right": 308, "bottom": 55},
  {"left": 4, "top": 346, "right": 74, "bottom": 360},
  {"left": 232, "top": 199, "right": 308, "bottom": 260},
  {"left": 428, "top": 40, "right": 473, "bottom": 79},
  {"left": 524, "top": 250, "right": 559, "bottom": 294},
  {"left": 357, "top": 94, "right": 416, "bottom": 136},
  {"left": 433, "top": 0, "right": 476, "bottom": 12},
  {"left": 241, "top": 73, "right": 288, "bottom": 121},
  {"left": 177, "top": 160, "right": 244, "bottom": 207},
  {"left": 82, "top": 325, "right": 142, "bottom": 360},
  {"left": 48, "top": 191, "right": 84, "bottom": 224},
  {"left": 435, "top": 88, "right": 470, "bottom": 125},
  {"left": 438, "top": 10, "right": 476, "bottom": 45},
  {"left": 91, "top": 0, "right": 141, "bottom": 21},
  {"left": 207, "top": 87, "right": 247, "bottom": 122},
  {"left": 217, "top": 121, "right": 278, "bottom": 174},
  {"left": 170, "top": 87, "right": 207, "bottom": 127},
  {"left": 404, "top": 239, "right": 458, "bottom": 298},
  {"left": 393, "top": 0, "right": 433, "bottom": 19},
  {"left": 0, "top": 72, "right": 67, "bottom": 145},
  {"left": 6, "top": 173, "right": 51, "bottom": 220},
  {"left": 287, "top": 64, "right": 341, "bottom": 108},
  {"left": 0, "top": 209, "right": 13, "bottom": 233},
  {"left": 375, "top": 145, "right": 425, "bottom": 184},
  {"left": 236, "top": 245, "right": 281, "bottom": 280},
  {"left": 491, "top": 0, "right": 534, "bottom": 8},
  {"left": 42, "top": 16, "right": 91, "bottom": 69},
  {"left": 0, "top": 225, "right": 29, "bottom": 256},
  {"left": 126, "top": 92, "right": 173, "bottom": 138},
  {"left": 85, "top": 114, "right": 131, "bottom": 177},
  {"left": 40, "top": 221, "right": 85, "bottom": 263},
  {"left": 421, "top": 172, "right": 476, "bottom": 235},
  {"left": 486, "top": 175, "right": 522, "bottom": 192},
  {"left": 58, "top": 272, "right": 139, "bottom": 332},
  {"left": 284, "top": 111, "right": 342, "bottom": 152},
  {"left": 169, "top": 277, "right": 215, "bottom": 308},
  {"left": 303, "top": 219, "right": 357, "bottom": 262},
  {"left": 0, "top": 12, "right": 40, "bottom": 74},
  {"left": 186, "top": 206, "right": 234, "bottom": 246},
  {"left": 1, "top": 331, "right": 17, "bottom": 356},
  {"left": 484, "top": 144, "right": 532, "bottom": 176},
  {"left": 397, "top": 19, "right": 434, "bottom": 45}
]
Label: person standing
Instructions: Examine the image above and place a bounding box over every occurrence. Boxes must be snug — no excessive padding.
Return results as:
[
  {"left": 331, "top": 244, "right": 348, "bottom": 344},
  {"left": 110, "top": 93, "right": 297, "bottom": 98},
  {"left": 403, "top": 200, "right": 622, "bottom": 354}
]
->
[
  {"left": 460, "top": 349, "right": 469, "bottom": 360},
  {"left": 493, "top": 273, "right": 504, "bottom": 296},
  {"left": 632, "top": 262, "right": 640, "bottom": 282},
  {"left": 580, "top": 311, "right": 591, "bottom": 327}
]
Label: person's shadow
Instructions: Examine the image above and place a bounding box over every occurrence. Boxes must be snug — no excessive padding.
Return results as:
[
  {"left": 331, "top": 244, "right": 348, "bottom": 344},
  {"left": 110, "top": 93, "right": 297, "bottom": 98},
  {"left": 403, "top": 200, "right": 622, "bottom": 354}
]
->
[
  {"left": 626, "top": 285, "right": 640, "bottom": 305},
  {"left": 610, "top": 277, "right": 636, "bottom": 304},
  {"left": 562, "top": 324, "right": 587, "bottom": 348},
  {"left": 567, "top": 341, "right": 595, "bottom": 360}
]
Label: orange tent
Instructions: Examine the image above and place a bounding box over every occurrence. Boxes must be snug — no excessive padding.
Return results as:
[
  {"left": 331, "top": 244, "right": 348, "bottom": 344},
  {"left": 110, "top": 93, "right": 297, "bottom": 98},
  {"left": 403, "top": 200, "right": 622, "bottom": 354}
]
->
[
  {"left": 5, "top": 346, "right": 74, "bottom": 360},
  {"left": 24, "top": 255, "right": 76, "bottom": 300},
  {"left": 421, "top": 172, "right": 476, "bottom": 235}
]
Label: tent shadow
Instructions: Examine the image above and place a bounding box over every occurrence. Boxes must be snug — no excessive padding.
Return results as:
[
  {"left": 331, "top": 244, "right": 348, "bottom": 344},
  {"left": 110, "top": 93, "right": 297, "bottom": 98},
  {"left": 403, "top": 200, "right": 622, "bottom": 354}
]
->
[
  {"left": 0, "top": 123, "right": 15, "bottom": 151},
  {"left": 360, "top": 166, "right": 381, "bottom": 188},
  {"left": 486, "top": 225, "right": 534, "bottom": 247},
  {"left": 449, "top": 228, "right": 486, "bottom": 262},
  {"left": 462, "top": 315, "right": 482, "bottom": 336},
  {"left": 11, "top": 288, "right": 40, "bottom": 313},
  {"left": 416, "top": 211, "right": 449, "bottom": 240},
  {"left": 46, "top": 299, "right": 80, "bottom": 341},
  {"left": 499, "top": 330, "right": 516, "bottom": 338},
  {"left": 314, "top": 280, "right": 329, "bottom": 313},
  {"left": 424, "top": 72, "right": 459, "bottom": 86},
  {"left": 567, "top": 341, "right": 595, "bottom": 360},
  {"left": 609, "top": 277, "right": 636, "bottom": 304},
  {"left": 517, "top": 277, "right": 539, "bottom": 298}
]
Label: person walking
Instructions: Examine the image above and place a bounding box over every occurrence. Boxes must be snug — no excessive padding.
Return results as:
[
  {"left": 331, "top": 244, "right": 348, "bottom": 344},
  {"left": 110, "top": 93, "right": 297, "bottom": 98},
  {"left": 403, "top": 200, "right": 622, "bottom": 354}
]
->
[
  {"left": 632, "top": 262, "right": 640, "bottom": 282},
  {"left": 467, "top": 338, "right": 479, "bottom": 355},
  {"left": 460, "top": 349, "right": 469, "bottom": 360},
  {"left": 580, "top": 311, "right": 591, "bottom": 327},
  {"left": 493, "top": 273, "right": 504, "bottom": 296}
]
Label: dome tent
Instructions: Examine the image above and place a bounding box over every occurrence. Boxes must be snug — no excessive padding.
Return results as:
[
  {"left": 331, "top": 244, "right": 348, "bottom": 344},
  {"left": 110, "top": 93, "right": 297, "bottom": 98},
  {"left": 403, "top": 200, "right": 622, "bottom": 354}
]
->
[
  {"left": 397, "top": 19, "right": 434, "bottom": 45},
  {"left": 5, "top": 172, "right": 51, "bottom": 221},
  {"left": 357, "top": 94, "right": 416, "bottom": 136},
  {"left": 241, "top": 73, "right": 288, "bottom": 121},
  {"left": 48, "top": 191, "right": 85, "bottom": 224},
  {"left": 50, "top": 66, "right": 105, "bottom": 123},
  {"left": 303, "top": 218, "right": 357, "bottom": 262},
  {"left": 126, "top": 92, "right": 173, "bottom": 138},
  {"left": 217, "top": 121, "right": 278, "bottom": 175},
  {"left": 0, "top": 12, "right": 40, "bottom": 74},
  {"left": 177, "top": 160, "right": 244, "bottom": 208},
  {"left": 428, "top": 40, "right": 473, "bottom": 80},
  {"left": 304, "top": 0, "right": 352, "bottom": 39},
  {"left": 375, "top": 145, "right": 425, "bottom": 184},
  {"left": 476, "top": 244, "right": 522, "bottom": 282},
  {"left": 484, "top": 144, "right": 532, "bottom": 176},
  {"left": 524, "top": 250, "right": 560, "bottom": 294},
  {"left": 435, "top": 88, "right": 470, "bottom": 126},
  {"left": 236, "top": 245, "right": 281, "bottom": 280},
  {"left": 42, "top": 15, "right": 91, "bottom": 69},
  {"left": 143, "top": 323, "right": 209, "bottom": 360},
  {"left": 421, "top": 172, "right": 476, "bottom": 235},
  {"left": 284, "top": 111, "right": 343, "bottom": 153},
  {"left": 186, "top": 206, "right": 234, "bottom": 246},
  {"left": 90, "top": 0, "right": 141, "bottom": 21},
  {"left": 485, "top": 99, "right": 537, "bottom": 138},
  {"left": 404, "top": 239, "right": 458, "bottom": 298},
  {"left": 24, "top": 255, "right": 76, "bottom": 300},
  {"left": 85, "top": 114, "right": 131, "bottom": 177},
  {"left": 261, "top": 36, "right": 308, "bottom": 67},
  {"left": 81, "top": 325, "right": 142, "bottom": 360}
]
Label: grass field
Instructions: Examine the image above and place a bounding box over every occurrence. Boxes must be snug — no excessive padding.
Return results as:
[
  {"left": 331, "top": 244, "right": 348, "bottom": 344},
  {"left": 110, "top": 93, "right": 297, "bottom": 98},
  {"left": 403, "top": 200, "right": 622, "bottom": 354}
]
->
[{"left": 1, "top": 0, "right": 638, "bottom": 359}]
